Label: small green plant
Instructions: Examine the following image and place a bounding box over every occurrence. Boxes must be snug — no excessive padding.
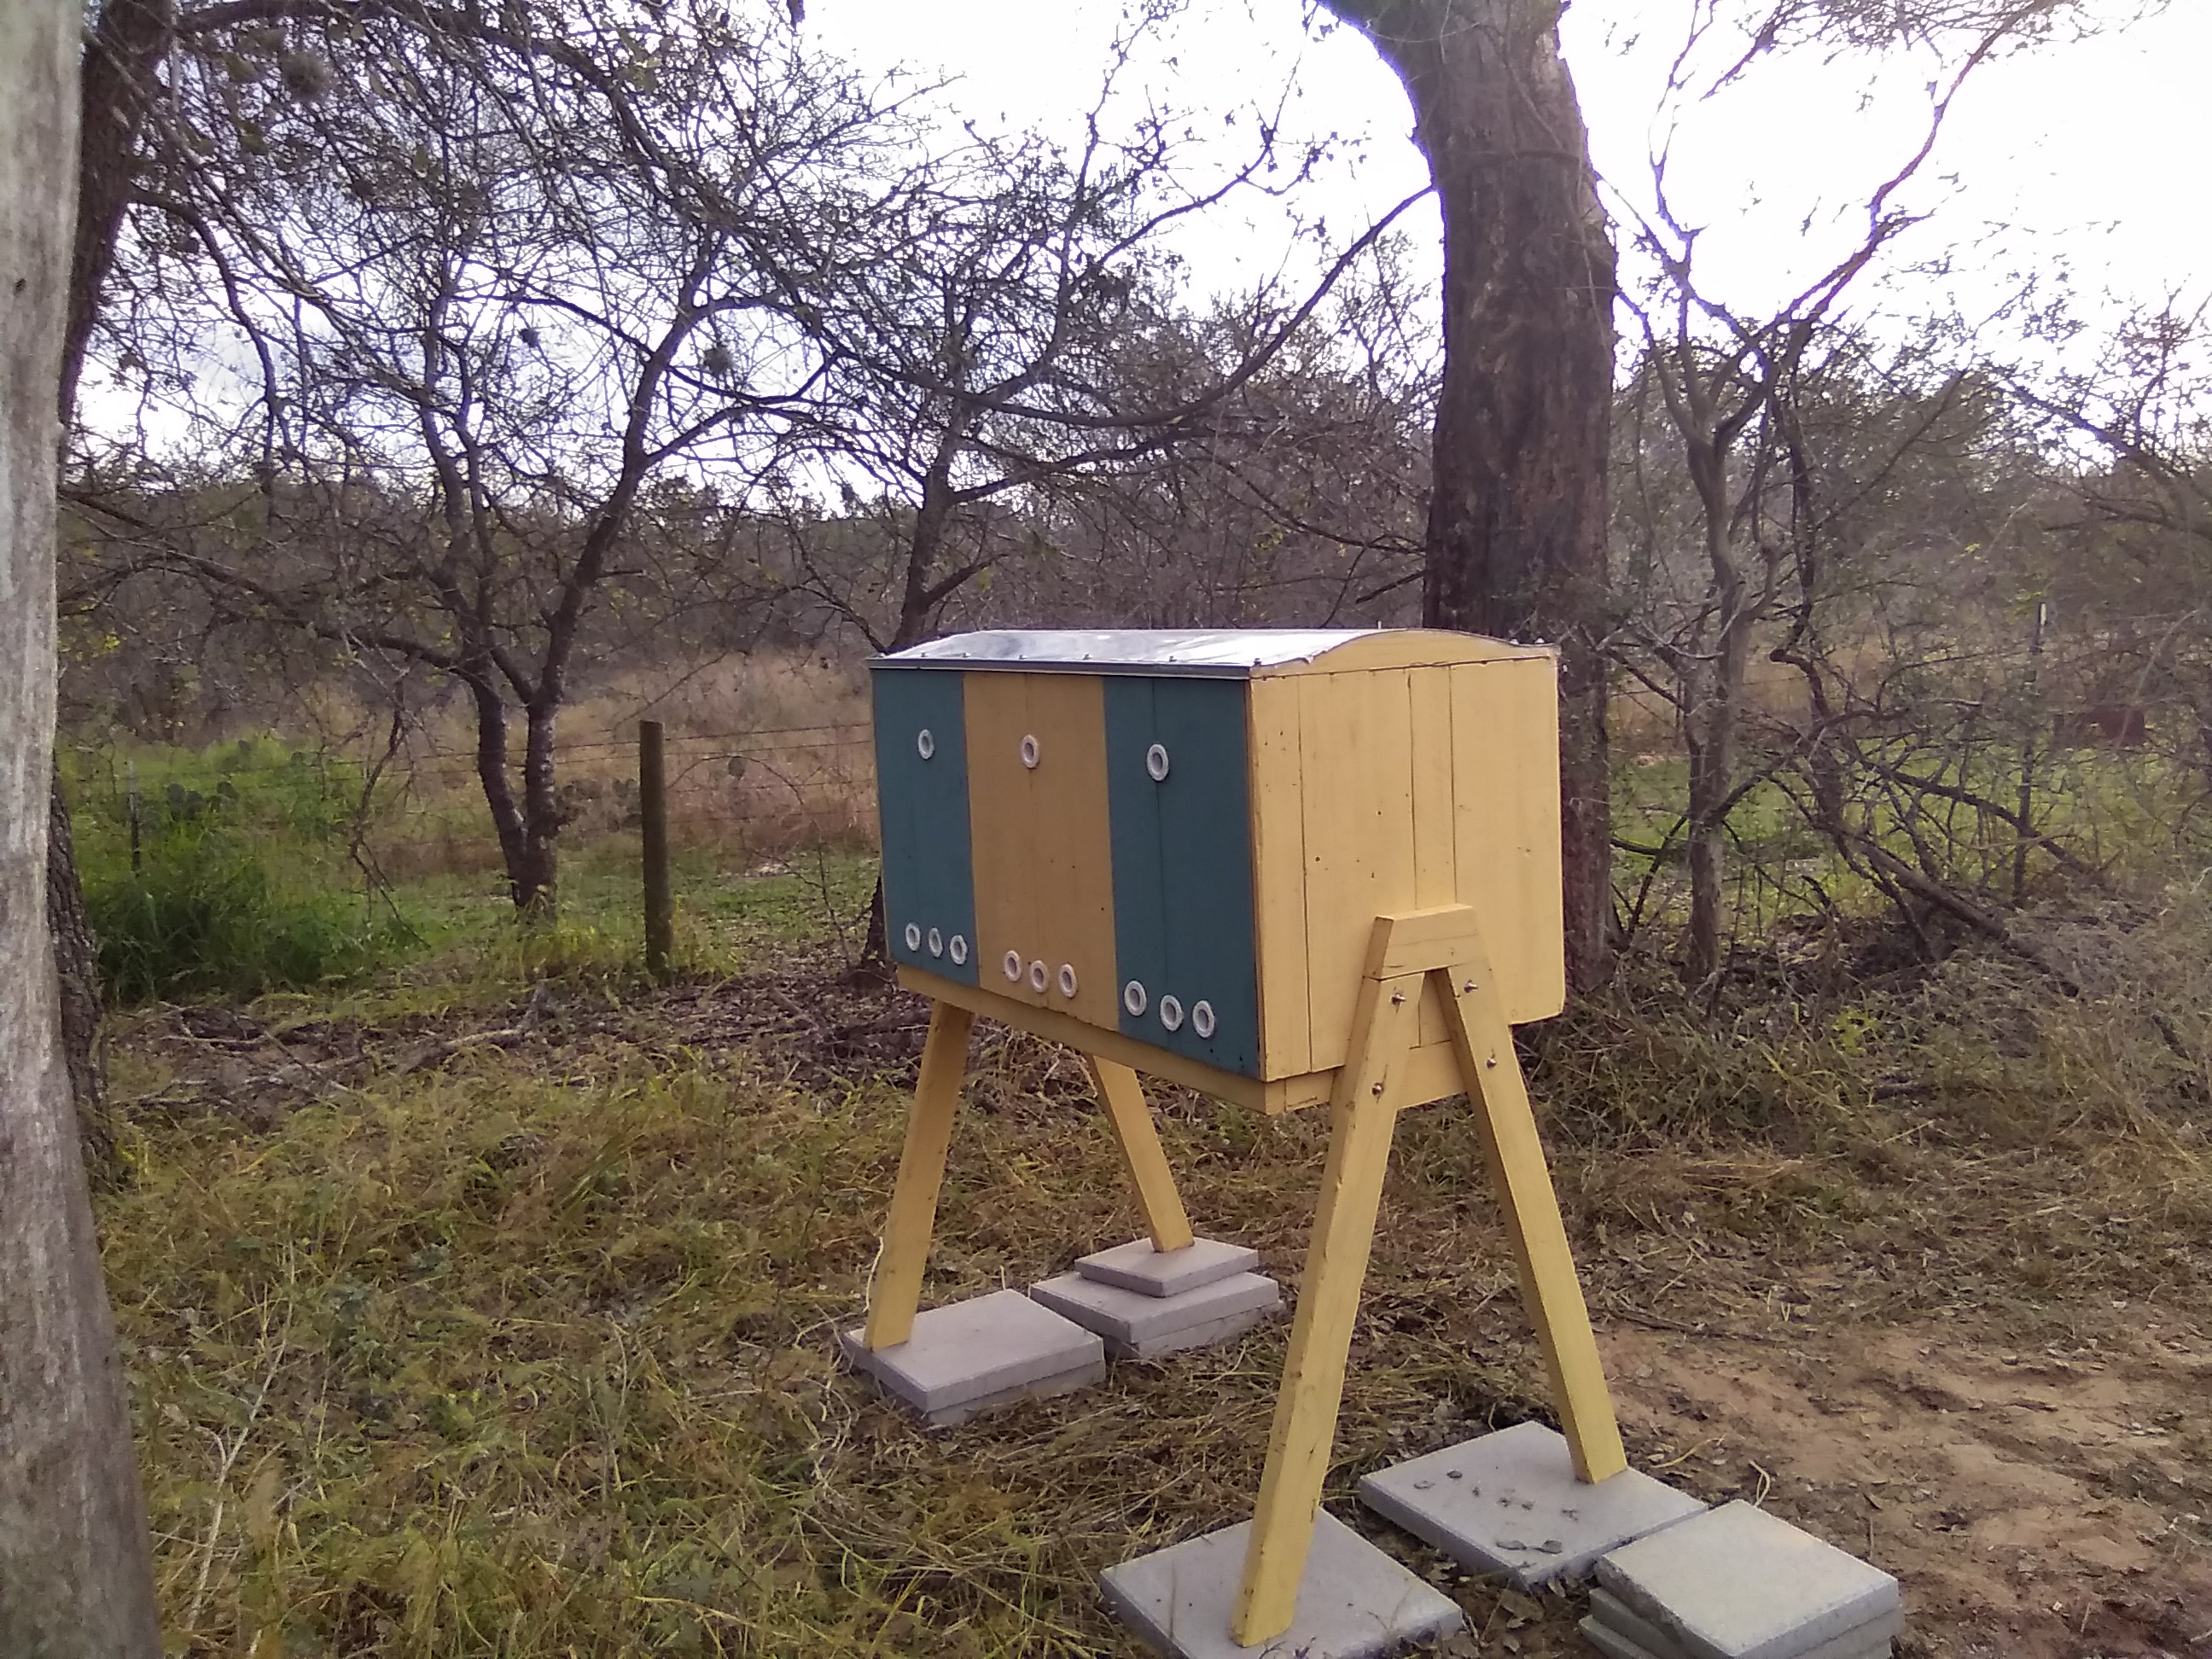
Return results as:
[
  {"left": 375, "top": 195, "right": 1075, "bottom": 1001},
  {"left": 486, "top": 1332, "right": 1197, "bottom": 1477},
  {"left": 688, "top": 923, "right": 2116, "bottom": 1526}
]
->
[{"left": 73, "top": 736, "right": 416, "bottom": 1003}]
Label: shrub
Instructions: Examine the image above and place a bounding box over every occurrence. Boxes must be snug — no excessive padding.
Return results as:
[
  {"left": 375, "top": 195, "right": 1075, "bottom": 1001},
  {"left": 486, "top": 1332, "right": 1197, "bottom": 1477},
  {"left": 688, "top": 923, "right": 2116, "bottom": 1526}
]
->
[{"left": 73, "top": 737, "right": 412, "bottom": 1004}]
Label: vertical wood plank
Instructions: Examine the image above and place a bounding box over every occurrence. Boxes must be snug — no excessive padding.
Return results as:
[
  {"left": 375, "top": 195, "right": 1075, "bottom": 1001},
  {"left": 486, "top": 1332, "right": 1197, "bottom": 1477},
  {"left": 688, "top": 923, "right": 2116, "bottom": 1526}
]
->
[
  {"left": 1437, "top": 945, "right": 1625, "bottom": 1481},
  {"left": 1449, "top": 657, "right": 1566, "bottom": 1024},
  {"left": 1300, "top": 672, "right": 1417, "bottom": 1074},
  {"left": 1086, "top": 1055, "right": 1195, "bottom": 1253},
  {"left": 966, "top": 671, "right": 1037, "bottom": 1002},
  {"left": 1408, "top": 666, "right": 1456, "bottom": 1051},
  {"left": 862, "top": 1002, "right": 976, "bottom": 1350},
  {"left": 1022, "top": 672, "right": 1121, "bottom": 1029},
  {"left": 1231, "top": 964, "right": 1423, "bottom": 1645},
  {"left": 1247, "top": 676, "right": 1310, "bottom": 1080}
]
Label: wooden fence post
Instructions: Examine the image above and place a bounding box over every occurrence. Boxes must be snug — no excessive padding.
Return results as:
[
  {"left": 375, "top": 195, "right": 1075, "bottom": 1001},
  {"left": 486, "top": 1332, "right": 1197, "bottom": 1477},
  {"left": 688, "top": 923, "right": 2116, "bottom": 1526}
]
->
[{"left": 640, "top": 719, "right": 672, "bottom": 980}]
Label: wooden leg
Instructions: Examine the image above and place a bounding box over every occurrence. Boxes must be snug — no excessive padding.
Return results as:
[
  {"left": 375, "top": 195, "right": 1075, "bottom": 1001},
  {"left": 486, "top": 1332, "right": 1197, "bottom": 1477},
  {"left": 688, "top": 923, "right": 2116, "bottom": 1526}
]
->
[
  {"left": 1438, "top": 950, "right": 1627, "bottom": 1483},
  {"left": 862, "top": 1002, "right": 975, "bottom": 1351},
  {"left": 1086, "top": 1055, "right": 1195, "bottom": 1253},
  {"left": 1231, "top": 969, "right": 1423, "bottom": 1646}
]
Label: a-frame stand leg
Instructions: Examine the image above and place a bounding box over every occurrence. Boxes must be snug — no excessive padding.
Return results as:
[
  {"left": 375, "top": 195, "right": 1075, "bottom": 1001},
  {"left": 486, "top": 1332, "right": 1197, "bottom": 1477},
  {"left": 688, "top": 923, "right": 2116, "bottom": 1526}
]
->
[
  {"left": 1087, "top": 1055, "right": 1196, "bottom": 1253},
  {"left": 1231, "top": 964, "right": 1423, "bottom": 1645},
  {"left": 862, "top": 1001, "right": 975, "bottom": 1351},
  {"left": 1230, "top": 906, "right": 1624, "bottom": 1646},
  {"left": 1439, "top": 938, "right": 1627, "bottom": 1482}
]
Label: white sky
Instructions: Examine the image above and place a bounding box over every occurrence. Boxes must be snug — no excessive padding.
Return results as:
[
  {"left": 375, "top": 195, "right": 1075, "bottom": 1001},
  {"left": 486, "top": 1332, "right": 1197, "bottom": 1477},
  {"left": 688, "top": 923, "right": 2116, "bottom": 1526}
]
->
[{"left": 803, "top": 0, "right": 2210, "bottom": 347}]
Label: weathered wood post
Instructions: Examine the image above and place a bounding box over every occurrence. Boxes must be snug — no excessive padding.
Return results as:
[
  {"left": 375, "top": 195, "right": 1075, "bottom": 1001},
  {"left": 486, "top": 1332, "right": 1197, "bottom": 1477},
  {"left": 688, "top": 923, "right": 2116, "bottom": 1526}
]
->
[{"left": 641, "top": 719, "right": 672, "bottom": 980}]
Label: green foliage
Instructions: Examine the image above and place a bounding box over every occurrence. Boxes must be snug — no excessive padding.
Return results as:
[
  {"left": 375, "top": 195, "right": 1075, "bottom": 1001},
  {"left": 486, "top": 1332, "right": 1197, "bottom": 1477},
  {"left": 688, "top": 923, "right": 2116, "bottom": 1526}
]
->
[{"left": 70, "top": 736, "right": 415, "bottom": 1004}]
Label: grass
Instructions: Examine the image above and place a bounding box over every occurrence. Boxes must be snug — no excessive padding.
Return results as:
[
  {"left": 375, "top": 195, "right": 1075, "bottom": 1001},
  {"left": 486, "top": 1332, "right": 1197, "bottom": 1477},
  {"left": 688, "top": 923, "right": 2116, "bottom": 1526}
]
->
[{"left": 96, "top": 824, "right": 2212, "bottom": 1655}]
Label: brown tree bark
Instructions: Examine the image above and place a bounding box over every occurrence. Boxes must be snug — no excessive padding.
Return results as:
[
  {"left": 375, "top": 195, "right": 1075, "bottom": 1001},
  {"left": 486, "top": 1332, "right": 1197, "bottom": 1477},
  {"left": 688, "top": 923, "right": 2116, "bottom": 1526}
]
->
[
  {"left": 49, "top": 783, "right": 115, "bottom": 1174},
  {"left": 45, "top": 0, "right": 176, "bottom": 1167},
  {"left": 0, "top": 0, "right": 164, "bottom": 1648},
  {"left": 1319, "top": 0, "right": 1618, "bottom": 992}
]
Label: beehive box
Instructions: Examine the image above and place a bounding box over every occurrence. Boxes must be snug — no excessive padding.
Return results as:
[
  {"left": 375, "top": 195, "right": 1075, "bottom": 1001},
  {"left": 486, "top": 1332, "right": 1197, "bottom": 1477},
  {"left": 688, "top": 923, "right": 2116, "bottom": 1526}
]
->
[{"left": 870, "top": 629, "right": 1562, "bottom": 1111}]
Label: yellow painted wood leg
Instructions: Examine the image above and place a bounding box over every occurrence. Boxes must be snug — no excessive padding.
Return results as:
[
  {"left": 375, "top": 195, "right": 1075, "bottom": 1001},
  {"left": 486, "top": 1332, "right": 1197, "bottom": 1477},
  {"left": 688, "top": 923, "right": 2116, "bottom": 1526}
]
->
[
  {"left": 1086, "top": 1055, "right": 1195, "bottom": 1253},
  {"left": 1437, "top": 946, "right": 1627, "bottom": 1483},
  {"left": 1231, "top": 968, "right": 1423, "bottom": 1646},
  {"left": 862, "top": 1002, "right": 975, "bottom": 1351}
]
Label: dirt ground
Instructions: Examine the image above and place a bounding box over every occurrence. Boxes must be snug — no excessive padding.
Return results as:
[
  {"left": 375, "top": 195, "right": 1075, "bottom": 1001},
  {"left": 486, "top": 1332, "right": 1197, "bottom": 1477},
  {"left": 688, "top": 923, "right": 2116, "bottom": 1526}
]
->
[{"left": 1586, "top": 1315, "right": 2212, "bottom": 1659}]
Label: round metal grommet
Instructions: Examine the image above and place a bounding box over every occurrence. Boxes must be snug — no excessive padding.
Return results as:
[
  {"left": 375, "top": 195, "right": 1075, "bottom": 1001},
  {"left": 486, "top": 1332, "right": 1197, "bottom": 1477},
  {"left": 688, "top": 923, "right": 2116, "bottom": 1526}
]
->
[
  {"left": 1146, "top": 742, "right": 1170, "bottom": 782},
  {"left": 927, "top": 927, "right": 944, "bottom": 958},
  {"left": 903, "top": 923, "right": 922, "bottom": 952},
  {"left": 1158, "top": 995, "right": 1185, "bottom": 1032},
  {"left": 1192, "top": 999, "right": 1217, "bottom": 1039},
  {"left": 916, "top": 727, "right": 934, "bottom": 760},
  {"left": 1123, "top": 979, "right": 1148, "bottom": 1016},
  {"left": 949, "top": 934, "right": 969, "bottom": 965},
  {"left": 1019, "top": 733, "right": 1039, "bottom": 769},
  {"left": 1058, "top": 963, "right": 1078, "bottom": 998},
  {"left": 1028, "top": 959, "right": 1049, "bottom": 992},
  {"left": 1004, "top": 950, "right": 1023, "bottom": 982}
]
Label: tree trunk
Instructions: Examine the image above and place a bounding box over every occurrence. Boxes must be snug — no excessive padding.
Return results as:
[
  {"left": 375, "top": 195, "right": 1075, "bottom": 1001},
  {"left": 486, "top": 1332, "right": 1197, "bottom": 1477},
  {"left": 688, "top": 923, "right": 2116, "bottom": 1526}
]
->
[
  {"left": 44, "top": 1, "right": 176, "bottom": 1167},
  {"left": 1320, "top": 0, "right": 1618, "bottom": 992},
  {"left": 0, "top": 3, "right": 164, "bottom": 1648},
  {"left": 48, "top": 782, "right": 114, "bottom": 1175},
  {"left": 518, "top": 701, "right": 562, "bottom": 915},
  {"left": 468, "top": 675, "right": 539, "bottom": 910}
]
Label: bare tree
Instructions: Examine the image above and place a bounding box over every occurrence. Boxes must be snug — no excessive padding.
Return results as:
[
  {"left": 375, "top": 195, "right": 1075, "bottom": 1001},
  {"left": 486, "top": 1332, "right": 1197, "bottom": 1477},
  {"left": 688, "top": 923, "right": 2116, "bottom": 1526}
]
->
[
  {"left": 73, "top": 0, "right": 911, "bottom": 912},
  {"left": 1609, "top": 0, "right": 2089, "bottom": 981},
  {"left": 0, "top": 0, "right": 163, "bottom": 1648},
  {"left": 778, "top": 19, "right": 1423, "bottom": 653}
]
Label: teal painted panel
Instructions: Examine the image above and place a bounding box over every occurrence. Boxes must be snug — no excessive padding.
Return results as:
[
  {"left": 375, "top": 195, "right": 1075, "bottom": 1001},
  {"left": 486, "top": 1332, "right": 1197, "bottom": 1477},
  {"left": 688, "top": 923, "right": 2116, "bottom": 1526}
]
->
[
  {"left": 870, "top": 667, "right": 978, "bottom": 984},
  {"left": 1105, "top": 676, "right": 1260, "bottom": 1076}
]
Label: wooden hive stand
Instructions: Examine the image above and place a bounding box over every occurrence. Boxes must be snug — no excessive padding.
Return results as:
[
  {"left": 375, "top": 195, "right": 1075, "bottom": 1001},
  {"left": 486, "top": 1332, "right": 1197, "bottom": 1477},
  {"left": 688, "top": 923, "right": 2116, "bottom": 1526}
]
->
[{"left": 858, "top": 900, "right": 1624, "bottom": 1649}]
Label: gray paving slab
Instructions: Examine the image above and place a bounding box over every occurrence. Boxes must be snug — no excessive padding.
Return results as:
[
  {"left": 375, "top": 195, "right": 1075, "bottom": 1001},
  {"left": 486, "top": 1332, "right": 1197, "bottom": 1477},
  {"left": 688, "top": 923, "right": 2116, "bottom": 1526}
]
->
[
  {"left": 1594, "top": 1501, "right": 1901, "bottom": 1659},
  {"left": 1031, "top": 1269, "right": 1279, "bottom": 1356},
  {"left": 1580, "top": 1609, "right": 1896, "bottom": 1659},
  {"left": 1076, "top": 1236, "right": 1260, "bottom": 1298},
  {"left": 1357, "top": 1421, "right": 1707, "bottom": 1589},
  {"left": 838, "top": 1289, "right": 1104, "bottom": 1427},
  {"left": 1587, "top": 1588, "right": 1899, "bottom": 1659},
  {"left": 1101, "top": 1510, "right": 1464, "bottom": 1659},
  {"left": 1114, "top": 1306, "right": 1272, "bottom": 1360}
]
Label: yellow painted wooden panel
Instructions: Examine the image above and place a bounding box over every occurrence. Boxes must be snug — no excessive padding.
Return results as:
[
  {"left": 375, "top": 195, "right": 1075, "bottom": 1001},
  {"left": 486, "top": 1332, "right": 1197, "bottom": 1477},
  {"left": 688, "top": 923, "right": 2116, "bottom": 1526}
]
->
[
  {"left": 899, "top": 966, "right": 1272, "bottom": 1110},
  {"left": 1408, "top": 666, "right": 1457, "bottom": 1051},
  {"left": 1250, "top": 629, "right": 1545, "bottom": 678},
  {"left": 1020, "top": 672, "right": 1121, "bottom": 1028},
  {"left": 1449, "top": 655, "right": 1567, "bottom": 1025},
  {"left": 963, "top": 672, "right": 1120, "bottom": 1030},
  {"left": 1247, "top": 674, "right": 1311, "bottom": 1080},
  {"left": 1298, "top": 670, "right": 1418, "bottom": 1074},
  {"left": 964, "top": 671, "right": 1038, "bottom": 1004}
]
